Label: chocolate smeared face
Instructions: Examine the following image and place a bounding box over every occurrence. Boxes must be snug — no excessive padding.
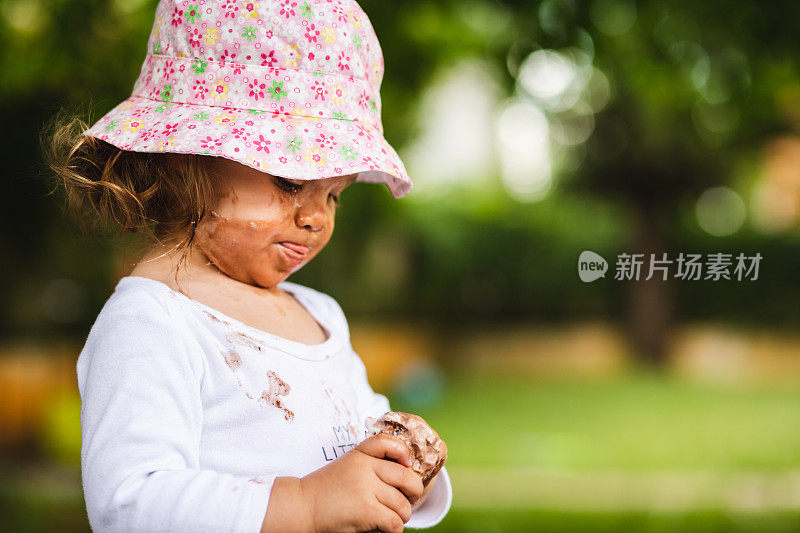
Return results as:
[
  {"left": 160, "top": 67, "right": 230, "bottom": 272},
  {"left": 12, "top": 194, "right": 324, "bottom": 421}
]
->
[
  {"left": 195, "top": 157, "right": 356, "bottom": 289},
  {"left": 366, "top": 411, "right": 447, "bottom": 486}
]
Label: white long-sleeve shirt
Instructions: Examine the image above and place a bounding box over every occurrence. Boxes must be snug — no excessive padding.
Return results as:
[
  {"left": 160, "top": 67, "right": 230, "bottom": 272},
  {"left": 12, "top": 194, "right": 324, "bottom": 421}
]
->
[{"left": 77, "top": 275, "right": 452, "bottom": 532}]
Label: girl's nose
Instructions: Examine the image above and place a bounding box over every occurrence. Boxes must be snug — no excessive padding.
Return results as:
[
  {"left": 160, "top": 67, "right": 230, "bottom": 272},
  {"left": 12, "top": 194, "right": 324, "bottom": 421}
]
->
[{"left": 295, "top": 201, "right": 326, "bottom": 232}]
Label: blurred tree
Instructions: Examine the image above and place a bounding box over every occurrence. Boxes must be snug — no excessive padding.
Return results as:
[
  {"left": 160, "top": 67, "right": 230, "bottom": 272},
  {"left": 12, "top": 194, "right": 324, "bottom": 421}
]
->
[
  {"left": 485, "top": 0, "right": 800, "bottom": 365},
  {"left": 3, "top": 0, "right": 800, "bottom": 359}
]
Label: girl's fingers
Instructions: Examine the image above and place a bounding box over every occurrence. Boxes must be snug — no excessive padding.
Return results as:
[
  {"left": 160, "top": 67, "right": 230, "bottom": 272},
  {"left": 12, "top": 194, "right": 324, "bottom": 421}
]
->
[
  {"left": 375, "top": 484, "right": 413, "bottom": 524},
  {"left": 374, "top": 458, "right": 424, "bottom": 504},
  {"left": 373, "top": 496, "right": 407, "bottom": 533},
  {"left": 356, "top": 434, "right": 412, "bottom": 468}
]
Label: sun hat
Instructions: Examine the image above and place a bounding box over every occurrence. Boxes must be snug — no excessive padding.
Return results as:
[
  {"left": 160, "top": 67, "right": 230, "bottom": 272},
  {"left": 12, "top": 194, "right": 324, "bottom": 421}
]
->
[{"left": 84, "top": 0, "right": 412, "bottom": 199}]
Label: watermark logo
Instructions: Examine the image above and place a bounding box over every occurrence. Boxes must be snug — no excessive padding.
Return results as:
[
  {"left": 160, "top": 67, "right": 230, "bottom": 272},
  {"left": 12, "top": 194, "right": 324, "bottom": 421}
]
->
[
  {"left": 578, "top": 250, "right": 608, "bottom": 282},
  {"left": 578, "top": 251, "right": 762, "bottom": 282}
]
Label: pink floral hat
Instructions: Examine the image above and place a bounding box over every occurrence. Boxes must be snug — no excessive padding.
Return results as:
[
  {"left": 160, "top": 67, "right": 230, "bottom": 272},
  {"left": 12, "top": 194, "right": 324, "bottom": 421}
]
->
[{"left": 84, "top": 0, "right": 413, "bottom": 199}]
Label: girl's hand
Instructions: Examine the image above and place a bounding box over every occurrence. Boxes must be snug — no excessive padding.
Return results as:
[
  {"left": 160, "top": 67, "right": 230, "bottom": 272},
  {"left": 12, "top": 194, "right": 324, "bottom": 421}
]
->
[
  {"left": 411, "top": 473, "right": 437, "bottom": 510},
  {"left": 298, "top": 433, "right": 424, "bottom": 533}
]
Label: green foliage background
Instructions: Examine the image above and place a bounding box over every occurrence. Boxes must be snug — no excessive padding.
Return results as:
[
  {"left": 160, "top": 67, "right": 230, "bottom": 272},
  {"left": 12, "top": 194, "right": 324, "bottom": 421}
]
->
[{"left": 2, "top": 0, "right": 799, "bottom": 337}]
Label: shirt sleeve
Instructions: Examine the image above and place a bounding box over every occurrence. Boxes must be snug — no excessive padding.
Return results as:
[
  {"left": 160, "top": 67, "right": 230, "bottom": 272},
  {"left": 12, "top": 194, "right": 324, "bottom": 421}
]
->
[
  {"left": 347, "top": 343, "right": 453, "bottom": 530},
  {"left": 76, "top": 295, "right": 272, "bottom": 533}
]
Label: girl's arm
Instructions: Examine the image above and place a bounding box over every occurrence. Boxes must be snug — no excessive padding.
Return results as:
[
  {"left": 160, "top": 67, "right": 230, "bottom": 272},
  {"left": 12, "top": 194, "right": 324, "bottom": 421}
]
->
[{"left": 77, "top": 298, "right": 273, "bottom": 533}]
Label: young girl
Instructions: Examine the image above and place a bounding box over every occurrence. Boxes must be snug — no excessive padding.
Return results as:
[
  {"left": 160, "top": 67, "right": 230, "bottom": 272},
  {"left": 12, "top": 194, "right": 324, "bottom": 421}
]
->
[{"left": 49, "top": 1, "right": 451, "bottom": 531}]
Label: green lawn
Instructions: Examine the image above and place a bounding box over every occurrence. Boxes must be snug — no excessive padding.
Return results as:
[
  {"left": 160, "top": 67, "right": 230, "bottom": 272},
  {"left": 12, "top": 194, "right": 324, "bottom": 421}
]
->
[
  {"left": 429, "top": 509, "right": 800, "bottom": 532},
  {"left": 5, "top": 372, "right": 800, "bottom": 532},
  {"left": 397, "top": 373, "right": 800, "bottom": 472},
  {"left": 397, "top": 373, "right": 800, "bottom": 531}
]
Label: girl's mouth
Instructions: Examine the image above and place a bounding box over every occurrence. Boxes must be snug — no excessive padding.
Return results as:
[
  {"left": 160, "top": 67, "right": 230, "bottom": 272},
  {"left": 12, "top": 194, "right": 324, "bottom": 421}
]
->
[
  {"left": 279, "top": 241, "right": 310, "bottom": 255},
  {"left": 278, "top": 242, "right": 309, "bottom": 264}
]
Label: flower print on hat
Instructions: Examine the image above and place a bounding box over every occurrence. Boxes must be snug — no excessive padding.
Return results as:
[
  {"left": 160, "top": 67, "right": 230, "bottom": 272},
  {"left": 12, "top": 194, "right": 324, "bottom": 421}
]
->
[{"left": 84, "top": 0, "right": 413, "bottom": 199}]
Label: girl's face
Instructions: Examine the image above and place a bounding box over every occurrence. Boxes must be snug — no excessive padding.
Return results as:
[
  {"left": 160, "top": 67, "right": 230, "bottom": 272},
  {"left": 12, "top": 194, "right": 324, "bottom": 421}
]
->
[{"left": 194, "top": 157, "right": 356, "bottom": 289}]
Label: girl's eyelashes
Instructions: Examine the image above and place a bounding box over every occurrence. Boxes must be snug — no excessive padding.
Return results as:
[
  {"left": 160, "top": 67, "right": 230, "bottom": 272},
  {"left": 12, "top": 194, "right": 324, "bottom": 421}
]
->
[
  {"left": 274, "top": 176, "right": 303, "bottom": 193},
  {"left": 273, "top": 175, "right": 342, "bottom": 205}
]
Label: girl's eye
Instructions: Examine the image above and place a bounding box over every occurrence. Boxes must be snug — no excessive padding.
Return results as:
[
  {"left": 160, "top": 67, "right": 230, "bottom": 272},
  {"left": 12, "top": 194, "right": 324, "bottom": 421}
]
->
[
  {"left": 275, "top": 176, "right": 303, "bottom": 193},
  {"left": 329, "top": 193, "right": 340, "bottom": 205}
]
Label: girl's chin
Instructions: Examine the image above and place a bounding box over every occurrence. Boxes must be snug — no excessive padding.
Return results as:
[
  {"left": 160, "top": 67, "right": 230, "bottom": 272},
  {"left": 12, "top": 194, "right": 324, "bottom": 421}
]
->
[
  {"left": 208, "top": 264, "right": 283, "bottom": 289},
  {"left": 249, "top": 267, "right": 300, "bottom": 287},
  {"left": 288, "top": 262, "right": 306, "bottom": 274}
]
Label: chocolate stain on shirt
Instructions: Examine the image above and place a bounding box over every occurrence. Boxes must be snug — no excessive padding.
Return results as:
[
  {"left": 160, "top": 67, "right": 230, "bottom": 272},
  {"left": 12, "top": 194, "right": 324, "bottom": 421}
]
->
[
  {"left": 227, "top": 331, "right": 263, "bottom": 351},
  {"left": 258, "top": 370, "right": 295, "bottom": 421},
  {"left": 323, "top": 386, "right": 358, "bottom": 438},
  {"left": 202, "top": 309, "right": 231, "bottom": 327},
  {"left": 219, "top": 348, "right": 243, "bottom": 386},
  {"left": 221, "top": 349, "right": 242, "bottom": 371}
]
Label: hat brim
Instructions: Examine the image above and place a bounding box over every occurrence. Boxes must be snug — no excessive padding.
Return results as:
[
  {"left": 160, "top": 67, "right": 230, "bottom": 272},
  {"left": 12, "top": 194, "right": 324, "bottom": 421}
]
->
[{"left": 84, "top": 96, "right": 412, "bottom": 199}]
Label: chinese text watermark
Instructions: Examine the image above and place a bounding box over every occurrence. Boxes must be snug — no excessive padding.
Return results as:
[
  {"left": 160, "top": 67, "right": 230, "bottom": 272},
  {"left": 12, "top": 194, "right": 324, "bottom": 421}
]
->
[{"left": 578, "top": 251, "right": 762, "bottom": 282}]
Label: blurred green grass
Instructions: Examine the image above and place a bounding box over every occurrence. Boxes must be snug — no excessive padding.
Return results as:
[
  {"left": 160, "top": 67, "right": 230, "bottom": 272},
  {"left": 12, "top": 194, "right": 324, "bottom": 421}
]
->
[
  {"left": 399, "top": 373, "right": 800, "bottom": 472},
  {"left": 3, "top": 496, "right": 800, "bottom": 533},
  {"left": 429, "top": 509, "right": 800, "bottom": 533},
  {"left": 5, "top": 372, "right": 800, "bottom": 531}
]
